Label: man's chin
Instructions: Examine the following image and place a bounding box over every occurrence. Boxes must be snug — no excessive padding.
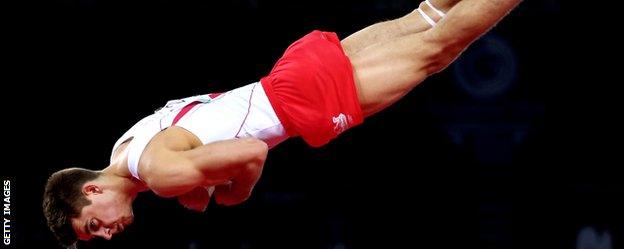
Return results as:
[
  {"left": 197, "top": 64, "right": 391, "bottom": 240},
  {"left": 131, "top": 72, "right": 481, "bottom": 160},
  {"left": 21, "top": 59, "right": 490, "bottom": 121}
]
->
[{"left": 123, "top": 215, "right": 134, "bottom": 226}]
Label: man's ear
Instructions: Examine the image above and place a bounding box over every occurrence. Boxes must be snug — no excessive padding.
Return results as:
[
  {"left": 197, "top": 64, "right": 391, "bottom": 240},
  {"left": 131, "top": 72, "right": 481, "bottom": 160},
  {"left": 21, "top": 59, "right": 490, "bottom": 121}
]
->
[{"left": 83, "top": 184, "right": 103, "bottom": 196}]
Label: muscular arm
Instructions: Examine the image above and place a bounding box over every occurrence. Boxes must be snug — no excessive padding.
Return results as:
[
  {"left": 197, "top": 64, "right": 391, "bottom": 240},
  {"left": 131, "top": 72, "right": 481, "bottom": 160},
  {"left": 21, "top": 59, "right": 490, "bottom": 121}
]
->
[{"left": 141, "top": 137, "right": 268, "bottom": 206}]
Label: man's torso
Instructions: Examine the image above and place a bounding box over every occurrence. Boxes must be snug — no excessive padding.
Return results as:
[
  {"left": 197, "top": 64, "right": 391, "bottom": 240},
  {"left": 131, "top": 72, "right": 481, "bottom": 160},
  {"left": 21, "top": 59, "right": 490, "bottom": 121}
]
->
[{"left": 110, "top": 82, "right": 287, "bottom": 181}]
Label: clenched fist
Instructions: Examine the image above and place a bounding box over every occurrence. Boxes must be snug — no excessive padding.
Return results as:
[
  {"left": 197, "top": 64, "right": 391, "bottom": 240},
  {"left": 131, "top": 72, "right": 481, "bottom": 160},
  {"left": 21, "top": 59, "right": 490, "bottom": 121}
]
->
[{"left": 177, "top": 186, "right": 215, "bottom": 212}]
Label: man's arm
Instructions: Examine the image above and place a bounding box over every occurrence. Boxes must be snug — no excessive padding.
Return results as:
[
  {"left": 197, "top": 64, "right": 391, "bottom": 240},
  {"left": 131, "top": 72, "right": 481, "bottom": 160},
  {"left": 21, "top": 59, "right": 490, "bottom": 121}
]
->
[{"left": 141, "top": 137, "right": 268, "bottom": 206}]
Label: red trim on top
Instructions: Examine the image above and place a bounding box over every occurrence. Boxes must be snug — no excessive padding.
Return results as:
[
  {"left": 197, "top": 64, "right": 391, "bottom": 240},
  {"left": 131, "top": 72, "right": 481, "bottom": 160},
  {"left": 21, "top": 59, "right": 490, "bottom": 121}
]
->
[
  {"left": 172, "top": 101, "right": 201, "bottom": 125},
  {"left": 208, "top": 93, "right": 223, "bottom": 99}
]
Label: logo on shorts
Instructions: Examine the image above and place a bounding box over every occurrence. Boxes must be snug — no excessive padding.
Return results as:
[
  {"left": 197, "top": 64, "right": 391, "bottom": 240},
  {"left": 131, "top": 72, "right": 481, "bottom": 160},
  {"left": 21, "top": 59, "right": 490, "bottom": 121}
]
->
[{"left": 332, "top": 113, "right": 353, "bottom": 135}]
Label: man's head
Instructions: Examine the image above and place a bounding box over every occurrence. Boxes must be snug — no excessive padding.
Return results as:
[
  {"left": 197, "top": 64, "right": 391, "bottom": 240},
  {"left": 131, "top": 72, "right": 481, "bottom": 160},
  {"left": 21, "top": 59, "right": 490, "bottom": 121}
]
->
[{"left": 43, "top": 168, "right": 135, "bottom": 247}]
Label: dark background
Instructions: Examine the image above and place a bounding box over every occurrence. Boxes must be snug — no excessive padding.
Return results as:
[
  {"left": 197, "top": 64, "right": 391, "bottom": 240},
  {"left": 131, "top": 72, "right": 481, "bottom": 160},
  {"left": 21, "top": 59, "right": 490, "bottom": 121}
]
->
[{"left": 3, "top": 0, "right": 622, "bottom": 248}]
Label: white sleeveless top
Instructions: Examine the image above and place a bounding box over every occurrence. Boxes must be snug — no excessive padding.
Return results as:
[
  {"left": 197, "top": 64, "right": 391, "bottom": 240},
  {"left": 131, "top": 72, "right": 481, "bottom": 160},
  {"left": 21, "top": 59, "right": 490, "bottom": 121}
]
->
[{"left": 110, "top": 82, "right": 288, "bottom": 181}]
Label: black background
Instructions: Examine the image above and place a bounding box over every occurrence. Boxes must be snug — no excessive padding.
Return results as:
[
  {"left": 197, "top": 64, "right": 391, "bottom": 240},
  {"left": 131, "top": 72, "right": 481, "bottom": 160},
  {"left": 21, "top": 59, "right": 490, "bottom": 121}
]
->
[{"left": 3, "top": 0, "right": 622, "bottom": 249}]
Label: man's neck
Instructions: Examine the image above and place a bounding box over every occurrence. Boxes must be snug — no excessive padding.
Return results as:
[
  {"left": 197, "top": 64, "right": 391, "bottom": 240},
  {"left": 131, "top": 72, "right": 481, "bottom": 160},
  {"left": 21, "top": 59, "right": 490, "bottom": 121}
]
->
[
  {"left": 104, "top": 139, "right": 149, "bottom": 194},
  {"left": 101, "top": 162, "right": 149, "bottom": 198}
]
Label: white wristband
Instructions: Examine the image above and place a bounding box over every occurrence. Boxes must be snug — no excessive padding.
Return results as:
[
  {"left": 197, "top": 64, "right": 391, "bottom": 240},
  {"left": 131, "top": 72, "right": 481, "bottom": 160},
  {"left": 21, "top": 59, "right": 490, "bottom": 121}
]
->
[
  {"left": 425, "top": 0, "right": 446, "bottom": 17},
  {"left": 417, "top": 8, "right": 437, "bottom": 27}
]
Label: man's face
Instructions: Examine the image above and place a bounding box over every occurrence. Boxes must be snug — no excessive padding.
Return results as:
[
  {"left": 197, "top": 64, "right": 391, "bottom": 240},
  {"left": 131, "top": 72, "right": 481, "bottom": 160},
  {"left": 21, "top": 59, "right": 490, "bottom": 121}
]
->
[{"left": 71, "top": 186, "right": 134, "bottom": 241}]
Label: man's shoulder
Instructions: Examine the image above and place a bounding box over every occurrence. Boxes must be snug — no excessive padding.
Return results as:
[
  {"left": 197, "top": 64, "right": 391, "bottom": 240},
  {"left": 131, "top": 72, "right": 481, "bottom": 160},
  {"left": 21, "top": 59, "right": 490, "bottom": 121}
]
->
[{"left": 139, "top": 127, "right": 200, "bottom": 173}]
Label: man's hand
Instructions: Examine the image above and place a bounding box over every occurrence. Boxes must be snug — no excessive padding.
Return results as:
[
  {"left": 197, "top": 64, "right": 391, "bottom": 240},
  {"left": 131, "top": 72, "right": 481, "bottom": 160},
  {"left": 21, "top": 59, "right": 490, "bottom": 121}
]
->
[
  {"left": 213, "top": 163, "right": 264, "bottom": 206},
  {"left": 178, "top": 186, "right": 213, "bottom": 212},
  {"left": 178, "top": 175, "right": 258, "bottom": 210},
  {"left": 179, "top": 138, "right": 268, "bottom": 206}
]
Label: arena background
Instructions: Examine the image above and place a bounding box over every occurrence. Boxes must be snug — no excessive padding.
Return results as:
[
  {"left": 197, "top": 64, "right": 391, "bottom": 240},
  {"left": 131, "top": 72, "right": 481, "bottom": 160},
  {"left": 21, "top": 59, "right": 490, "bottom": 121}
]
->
[{"left": 3, "top": 0, "right": 621, "bottom": 248}]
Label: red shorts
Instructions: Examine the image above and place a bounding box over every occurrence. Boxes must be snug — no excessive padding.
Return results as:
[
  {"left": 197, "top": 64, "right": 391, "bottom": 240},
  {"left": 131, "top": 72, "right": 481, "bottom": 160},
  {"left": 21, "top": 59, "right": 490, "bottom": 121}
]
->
[{"left": 261, "top": 30, "right": 363, "bottom": 147}]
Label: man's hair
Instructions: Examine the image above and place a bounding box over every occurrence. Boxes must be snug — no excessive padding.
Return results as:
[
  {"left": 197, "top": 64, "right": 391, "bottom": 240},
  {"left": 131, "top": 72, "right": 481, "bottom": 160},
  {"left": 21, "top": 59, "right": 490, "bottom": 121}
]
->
[{"left": 43, "top": 168, "right": 101, "bottom": 248}]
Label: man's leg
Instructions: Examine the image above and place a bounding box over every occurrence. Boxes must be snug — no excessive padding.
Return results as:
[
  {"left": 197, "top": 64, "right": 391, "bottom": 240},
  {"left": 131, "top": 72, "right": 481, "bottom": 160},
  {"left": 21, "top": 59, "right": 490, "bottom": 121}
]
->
[
  {"left": 346, "top": 0, "right": 522, "bottom": 117},
  {"left": 341, "top": 0, "right": 460, "bottom": 57}
]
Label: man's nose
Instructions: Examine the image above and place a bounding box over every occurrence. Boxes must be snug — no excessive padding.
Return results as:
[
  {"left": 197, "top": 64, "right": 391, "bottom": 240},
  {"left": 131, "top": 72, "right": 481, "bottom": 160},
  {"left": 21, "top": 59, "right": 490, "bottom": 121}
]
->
[{"left": 95, "top": 229, "right": 113, "bottom": 240}]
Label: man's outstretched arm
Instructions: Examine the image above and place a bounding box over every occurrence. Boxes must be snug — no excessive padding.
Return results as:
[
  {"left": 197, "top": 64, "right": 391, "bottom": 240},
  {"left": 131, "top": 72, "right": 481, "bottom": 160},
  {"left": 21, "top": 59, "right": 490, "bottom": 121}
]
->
[{"left": 141, "top": 137, "right": 268, "bottom": 206}]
